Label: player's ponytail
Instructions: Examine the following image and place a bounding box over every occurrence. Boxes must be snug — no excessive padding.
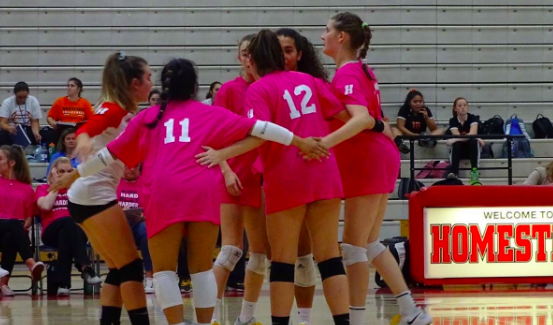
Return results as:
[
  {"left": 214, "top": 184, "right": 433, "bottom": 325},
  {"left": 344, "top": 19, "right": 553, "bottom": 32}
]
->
[
  {"left": 99, "top": 52, "right": 148, "bottom": 113},
  {"left": 247, "top": 29, "right": 285, "bottom": 77},
  {"left": 146, "top": 58, "right": 198, "bottom": 129},
  {"left": 331, "top": 12, "right": 374, "bottom": 81},
  {"left": 0, "top": 145, "right": 31, "bottom": 185}
]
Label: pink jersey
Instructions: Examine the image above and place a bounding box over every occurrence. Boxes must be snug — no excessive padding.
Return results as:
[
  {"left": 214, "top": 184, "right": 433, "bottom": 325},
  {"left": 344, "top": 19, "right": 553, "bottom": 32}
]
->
[
  {"left": 0, "top": 177, "right": 36, "bottom": 220},
  {"left": 329, "top": 61, "right": 400, "bottom": 198},
  {"left": 35, "top": 185, "right": 69, "bottom": 234},
  {"left": 245, "top": 71, "right": 344, "bottom": 214},
  {"left": 107, "top": 100, "right": 256, "bottom": 238},
  {"left": 117, "top": 178, "right": 143, "bottom": 210},
  {"left": 214, "top": 76, "right": 261, "bottom": 208}
]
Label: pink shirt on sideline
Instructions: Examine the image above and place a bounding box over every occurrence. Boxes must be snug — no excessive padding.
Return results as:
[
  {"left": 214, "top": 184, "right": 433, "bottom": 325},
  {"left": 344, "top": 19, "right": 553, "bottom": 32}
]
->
[
  {"left": 107, "top": 100, "right": 256, "bottom": 238},
  {"left": 117, "top": 178, "right": 143, "bottom": 210},
  {"left": 329, "top": 61, "right": 400, "bottom": 198},
  {"left": 0, "top": 177, "right": 36, "bottom": 220},
  {"left": 35, "top": 185, "right": 69, "bottom": 234},
  {"left": 245, "top": 71, "right": 344, "bottom": 214},
  {"left": 214, "top": 76, "right": 261, "bottom": 208}
]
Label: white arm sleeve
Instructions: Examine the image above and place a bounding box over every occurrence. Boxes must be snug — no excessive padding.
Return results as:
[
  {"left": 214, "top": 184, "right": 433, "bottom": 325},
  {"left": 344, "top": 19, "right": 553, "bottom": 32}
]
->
[
  {"left": 76, "top": 147, "right": 116, "bottom": 177},
  {"left": 251, "top": 120, "right": 294, "bottom": 146}
]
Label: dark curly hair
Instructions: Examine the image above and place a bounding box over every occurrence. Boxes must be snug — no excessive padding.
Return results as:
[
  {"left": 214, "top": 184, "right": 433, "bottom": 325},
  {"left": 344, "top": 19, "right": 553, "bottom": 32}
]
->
[{"left": 276, "top": 28, "right": 328, "bottom": 82}]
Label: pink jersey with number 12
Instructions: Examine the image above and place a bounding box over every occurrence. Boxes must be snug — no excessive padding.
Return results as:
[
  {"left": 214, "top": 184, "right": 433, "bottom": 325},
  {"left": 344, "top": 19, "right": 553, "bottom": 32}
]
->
[{"left": 245, "top": 70, "right": 344, "bottom": 214}]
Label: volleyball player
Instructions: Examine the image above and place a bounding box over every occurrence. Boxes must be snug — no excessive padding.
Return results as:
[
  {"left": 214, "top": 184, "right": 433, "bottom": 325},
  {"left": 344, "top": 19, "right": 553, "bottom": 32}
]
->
[
  {"left": 321, "top": 12, "right": 432, "bottom": 325},
  {"left": 64, "top": 52, "right": 152, "bottom": 325},
  {"left": 210, "top": 34, "right": 268, "bottom": 325}
]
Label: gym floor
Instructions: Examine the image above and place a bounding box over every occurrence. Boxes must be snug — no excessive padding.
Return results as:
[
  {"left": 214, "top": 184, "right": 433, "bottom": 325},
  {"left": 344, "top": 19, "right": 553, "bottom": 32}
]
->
[{"left": 2, "top": 266, "right": 553, "bottom": 324}]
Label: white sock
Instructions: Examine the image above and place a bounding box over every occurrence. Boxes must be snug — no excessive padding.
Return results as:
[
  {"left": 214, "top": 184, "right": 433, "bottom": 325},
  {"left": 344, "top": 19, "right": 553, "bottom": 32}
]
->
[
  {"left": 396, "top": 290, "right": 417, "bottom": 316},
  {"left": 239, "top": 300, "right": 257, "bottom": 323},
  {"left": 212, "top": 298, "right": 222, "bottom": 322},
  {"left": 349, "top": 306, "right": 365, "bottom": 325},
  {"left": 298, "top": 307, "right": 312, "bottom": 323}
]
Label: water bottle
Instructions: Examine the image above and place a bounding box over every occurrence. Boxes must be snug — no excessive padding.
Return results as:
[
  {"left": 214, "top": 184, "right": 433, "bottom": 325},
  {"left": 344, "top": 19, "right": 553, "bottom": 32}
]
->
[
  {"left": 34, "top": 145, "right": 43, "bottom": 161},
  {"left": 470, "top": 168, "right": 480, "bottom": 186},
  {"left": 41, "top": 143, "right": 48, "bottom": 162},
  {"left": 48, "top": 143, "right": 56, "bottom": 161}
]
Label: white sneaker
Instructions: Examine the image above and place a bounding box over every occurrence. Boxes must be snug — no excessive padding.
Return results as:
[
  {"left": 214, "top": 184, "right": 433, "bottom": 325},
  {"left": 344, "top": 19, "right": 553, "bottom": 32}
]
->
[
  {"left": 399, "top": 308, "right": 432, "bottom": 325},
  {"left": 1, "top": 285, "right": 15, "bottom": 296},
  {"left": 31, "top": 262, "right": 44, "bottom": 281},
  {"left": 81, "top": 266, "right": 102, "bottom": 285},
  {"left": 57, "top": 286, "right": 71, "bottom": 296},
  {"left": 144, "top": 278, "right": 155, "bottom": 294},
  {"left": 234, "top": 317, "right": 262, "bottom": 325},
  {"left": 0, "top": 266, "right": 9, "bottom": 279}
]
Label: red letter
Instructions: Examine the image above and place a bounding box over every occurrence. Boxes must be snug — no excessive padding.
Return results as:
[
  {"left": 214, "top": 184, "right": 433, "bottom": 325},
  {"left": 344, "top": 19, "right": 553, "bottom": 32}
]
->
[
  {"left": 532, "top": 224, "right": 552, "bottom": 262},
  {"left": 515, "top": 224, "right": 532, "bottom": 262},
  {"left": 470, "top": 224, "right": 496, "bottom": 263},
  {"left": 452, "top": 225, "right": 469, "bottom": 263},
  {"left": 497, "top": 225, "right": 514, "bottom": 263},
  {"left": 431, "top": 224, "right": 451, "bottom": 263}
]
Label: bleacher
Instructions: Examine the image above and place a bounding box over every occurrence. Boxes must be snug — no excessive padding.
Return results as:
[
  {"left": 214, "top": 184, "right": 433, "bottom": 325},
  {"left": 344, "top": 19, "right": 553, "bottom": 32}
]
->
[{"left": 2, "top": 1, "right": 552, "bottom": 240}]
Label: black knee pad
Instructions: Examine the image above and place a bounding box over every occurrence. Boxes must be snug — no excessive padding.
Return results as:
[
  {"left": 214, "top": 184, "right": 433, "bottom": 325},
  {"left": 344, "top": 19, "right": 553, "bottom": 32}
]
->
[
  {"left": 317, "top": 257, "right": 346, "bottom": 282},
  {"left": 119, "top": 258, "right": 144, "bottom": 284},
  {"left": 270, "top": 261, "right": 295, "bottom": 283},
  {"left": 104, "top": 268, "right": 122, "bottom": 286}
]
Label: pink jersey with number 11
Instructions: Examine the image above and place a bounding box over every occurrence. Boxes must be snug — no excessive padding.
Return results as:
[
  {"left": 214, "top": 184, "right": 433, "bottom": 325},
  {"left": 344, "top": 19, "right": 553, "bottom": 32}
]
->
[
  {"left": 245, "top": 71, "right": 344, "bottom": 214},
  {"left": 107, "top": 100, "right": 256, "bottom": 238}
]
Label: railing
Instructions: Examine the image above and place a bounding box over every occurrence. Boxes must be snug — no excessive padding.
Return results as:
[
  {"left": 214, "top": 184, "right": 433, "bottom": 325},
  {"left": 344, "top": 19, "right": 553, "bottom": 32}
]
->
[{"left": 398, "top": 134, "right": 527, "bottom": 185}]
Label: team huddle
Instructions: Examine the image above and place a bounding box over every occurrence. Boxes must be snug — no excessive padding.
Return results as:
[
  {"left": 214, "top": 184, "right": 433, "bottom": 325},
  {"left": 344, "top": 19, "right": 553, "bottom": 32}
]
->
[{"left": 50, "top": 12, "right": 432, "bottom": 325}]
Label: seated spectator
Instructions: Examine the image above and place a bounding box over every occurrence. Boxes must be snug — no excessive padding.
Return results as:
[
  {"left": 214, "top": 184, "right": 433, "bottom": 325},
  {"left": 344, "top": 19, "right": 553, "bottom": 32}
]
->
[
  {"left": 117, "top": 165, "right": 154, "bottom": 294},
  {"left": 393, "top": 90, "right": 445, "bottom": 153},
  {"left": 36, "top": 157, "right": 101, "bottom": 296},
  {"left": 148, "top": 89, "right": 161, "bottom": 107},
  {"left": 0, "top": 145, "right": 44, "bottom": 296},
  {"left": 202, "top": 81, "right": 222, "bottom": 105},
  {"left": 524, "top": 161, "right": 553, "bottom": 185},
  {"left": 446, "top": 98, "right": 485, "bottom": 185},
  {"left": 46, "top": 128, "right": 78, "bottom": 177},
  {"left": 44, "top": 78, "right": 93, "bottom": 146},
  {"left": 0, "top": 82, "right": 42, "bottom": 146}
]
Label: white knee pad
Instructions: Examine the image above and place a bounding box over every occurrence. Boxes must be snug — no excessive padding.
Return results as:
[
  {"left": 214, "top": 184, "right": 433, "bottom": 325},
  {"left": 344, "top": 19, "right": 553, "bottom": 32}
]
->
[
  {"left": 153, "top": 271, "right": 183, "bottom": 310},
  {"left": 190, "top": 269, "right": 217, "bottom": 308},
  {"left": 247, "top": 253, "right": 267, "bottom": 275},
  {"left": 215, "top": 245, "right": 243, "bottom": 272},
  {"left": 341, "top": 243, "right": 368, "bottom": 266},
  {"left": 366, "top": 241, "right": 386, "bottom": 263},
  {"left": 294, "top": 254, "right": 316, "bottom": 287}
]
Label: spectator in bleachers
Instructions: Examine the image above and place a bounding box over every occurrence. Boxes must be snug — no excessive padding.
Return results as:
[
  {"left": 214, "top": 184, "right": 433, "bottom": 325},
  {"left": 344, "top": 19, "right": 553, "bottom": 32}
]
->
[
  {"left": 0, "top": 82, "right": 42, "bottom": 146},
  {"left": 117, "top": 164, "right": 154, "bottom": 294},
  {"left": 523, "top": 161, "right": 553, "bottom": 185},
  {"left": 36, "top": 157, "right": 101, "bottom": 296},
  {"left": 202, "top": 81, "right": 222, "bottom": 105},
  {"left": 447, "top": 97, "right": 484, "bottom": 184},
  {"left": 393, "top": 90, "right": 445, "bottom": 153},
  {"left": 148, "top": 89, "right": 161, "bottom": 107},
  {"left": 47, "top": 78, "right": 93, "bottom": 129},
  {"left": 46, "top": 128, "right": 78, "bottom": 177},
  {"left": 0, "top": 145, "right": 44, "bottom": 296}
]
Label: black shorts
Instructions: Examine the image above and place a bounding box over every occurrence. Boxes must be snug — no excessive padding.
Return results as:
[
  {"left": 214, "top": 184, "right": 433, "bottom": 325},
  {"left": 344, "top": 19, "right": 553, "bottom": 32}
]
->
[{"left": 68, "top": 200, "right": 118, "bottom": 224}]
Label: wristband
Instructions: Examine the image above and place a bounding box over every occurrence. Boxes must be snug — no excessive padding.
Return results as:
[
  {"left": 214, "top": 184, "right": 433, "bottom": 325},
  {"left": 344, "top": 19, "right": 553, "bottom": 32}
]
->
[
  {"left": 76, "top": 147, "right": 115, "bottom": 177},
  {"left": 372, "top": 119, "right": 385, "bottom": 133},
  {"left": 251, "top": 120, "right": 294, "bottom": 146}
]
